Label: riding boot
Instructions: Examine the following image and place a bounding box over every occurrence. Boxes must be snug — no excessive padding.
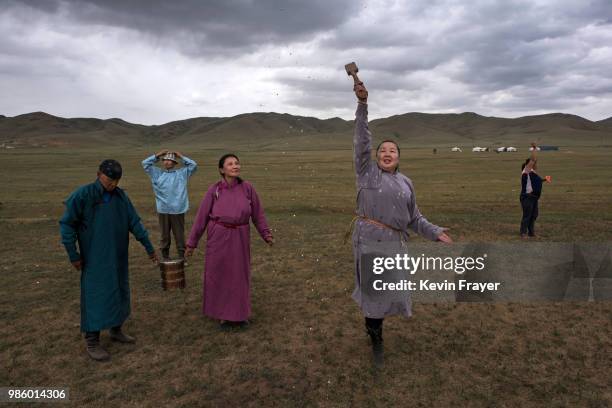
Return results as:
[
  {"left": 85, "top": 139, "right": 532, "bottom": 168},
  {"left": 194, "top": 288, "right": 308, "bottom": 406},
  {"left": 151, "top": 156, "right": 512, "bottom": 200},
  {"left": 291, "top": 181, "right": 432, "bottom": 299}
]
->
[
  {"left": 84, "top": 331, "right": 110, "bottom": 361},
  {"left": 365, "top": 322, "right": 384, "bottom": 368},
  {"left": 110, "top": 325, "right": 136, "bottom": 344}
]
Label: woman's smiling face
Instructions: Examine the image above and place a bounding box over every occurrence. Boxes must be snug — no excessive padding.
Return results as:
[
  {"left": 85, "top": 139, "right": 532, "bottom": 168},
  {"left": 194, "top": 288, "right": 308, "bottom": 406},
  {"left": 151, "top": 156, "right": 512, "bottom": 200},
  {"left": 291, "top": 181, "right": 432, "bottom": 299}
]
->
[{"left": 377, "top": 141, "right": 400, "bottom": 172}]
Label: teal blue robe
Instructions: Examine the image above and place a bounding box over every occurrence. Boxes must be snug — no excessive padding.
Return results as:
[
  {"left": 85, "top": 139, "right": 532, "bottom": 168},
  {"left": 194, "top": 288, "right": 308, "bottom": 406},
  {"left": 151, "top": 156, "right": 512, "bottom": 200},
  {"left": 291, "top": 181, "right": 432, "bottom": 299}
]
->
[{"left": 59, "top": 179, "right": 154, "bottom": 332}]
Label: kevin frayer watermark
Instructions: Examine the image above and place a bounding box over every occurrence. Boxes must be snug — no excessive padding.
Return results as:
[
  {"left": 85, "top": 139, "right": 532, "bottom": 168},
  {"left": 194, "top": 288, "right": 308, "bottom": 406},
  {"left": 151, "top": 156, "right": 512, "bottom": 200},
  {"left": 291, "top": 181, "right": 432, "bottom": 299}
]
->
[
  {"left": 369, "top": 253, "right": 500, "bottom": 293},
  {"left": 359, "top": 242, "right": 612, "bottom": 302}
]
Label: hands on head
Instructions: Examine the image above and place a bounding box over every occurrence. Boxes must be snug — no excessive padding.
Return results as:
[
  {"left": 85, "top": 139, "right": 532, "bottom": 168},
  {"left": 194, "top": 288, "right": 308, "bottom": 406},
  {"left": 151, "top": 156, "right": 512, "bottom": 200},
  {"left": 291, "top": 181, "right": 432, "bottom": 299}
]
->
[{"left": 156, "top": 149, "right": 184, "bottom": 160}]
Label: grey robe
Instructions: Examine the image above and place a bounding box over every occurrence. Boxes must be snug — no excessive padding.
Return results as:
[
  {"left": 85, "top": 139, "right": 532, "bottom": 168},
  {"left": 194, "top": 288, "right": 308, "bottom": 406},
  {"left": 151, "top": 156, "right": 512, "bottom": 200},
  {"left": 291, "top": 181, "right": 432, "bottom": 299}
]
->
[{"left": 351, "top": 103, "right": 442, "bottom": 318}]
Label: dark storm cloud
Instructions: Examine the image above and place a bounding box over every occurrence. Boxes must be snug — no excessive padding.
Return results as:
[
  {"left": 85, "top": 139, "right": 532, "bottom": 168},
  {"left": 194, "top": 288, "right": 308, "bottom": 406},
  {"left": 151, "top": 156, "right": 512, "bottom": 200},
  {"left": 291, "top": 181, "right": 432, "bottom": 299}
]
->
[
  {"left": 323, "top": 0, "right": 612, "bottom": 77},
  {"left": 13, "top": 0, "right": 360, "bottom": 55}
]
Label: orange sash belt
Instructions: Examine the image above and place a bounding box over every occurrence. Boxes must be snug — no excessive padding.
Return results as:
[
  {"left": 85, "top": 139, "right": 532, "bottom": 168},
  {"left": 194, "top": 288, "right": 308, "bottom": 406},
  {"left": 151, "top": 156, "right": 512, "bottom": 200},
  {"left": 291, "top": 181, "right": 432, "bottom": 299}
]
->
[{"left": 344, "top": 214, "right": 405, "bottom": 244}]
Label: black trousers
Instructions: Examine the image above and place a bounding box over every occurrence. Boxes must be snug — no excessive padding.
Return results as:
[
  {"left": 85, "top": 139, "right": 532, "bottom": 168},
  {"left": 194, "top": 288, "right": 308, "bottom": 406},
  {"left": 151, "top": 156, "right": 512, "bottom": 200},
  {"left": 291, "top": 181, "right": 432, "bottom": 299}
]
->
[
  {"left": 520, "top": 194, "right": 539, "bottom": 236},
  {"left": 365, "top": 317, "right": 383, "bottom": 330}
]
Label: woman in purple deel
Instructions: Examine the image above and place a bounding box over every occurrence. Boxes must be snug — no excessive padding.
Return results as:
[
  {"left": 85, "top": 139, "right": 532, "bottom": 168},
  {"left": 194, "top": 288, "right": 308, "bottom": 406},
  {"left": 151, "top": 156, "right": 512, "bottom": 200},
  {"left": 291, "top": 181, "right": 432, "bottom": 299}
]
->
[{"left": 185, "top": 154, "right": 273, "bottom": 329}]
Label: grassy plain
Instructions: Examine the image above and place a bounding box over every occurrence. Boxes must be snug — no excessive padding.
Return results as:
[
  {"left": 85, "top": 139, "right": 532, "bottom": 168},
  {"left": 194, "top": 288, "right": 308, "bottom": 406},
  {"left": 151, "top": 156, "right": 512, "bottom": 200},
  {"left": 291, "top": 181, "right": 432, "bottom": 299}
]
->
[{"left": 1, "top": 143, "right": 611, "bottom": 407}]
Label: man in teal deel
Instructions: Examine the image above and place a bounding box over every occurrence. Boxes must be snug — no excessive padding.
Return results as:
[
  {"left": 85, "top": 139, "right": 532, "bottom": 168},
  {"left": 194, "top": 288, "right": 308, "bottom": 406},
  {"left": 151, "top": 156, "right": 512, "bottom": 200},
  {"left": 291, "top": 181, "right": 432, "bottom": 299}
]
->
[{"left": 59, "top": 159, "right": 158, "bottom": 362}]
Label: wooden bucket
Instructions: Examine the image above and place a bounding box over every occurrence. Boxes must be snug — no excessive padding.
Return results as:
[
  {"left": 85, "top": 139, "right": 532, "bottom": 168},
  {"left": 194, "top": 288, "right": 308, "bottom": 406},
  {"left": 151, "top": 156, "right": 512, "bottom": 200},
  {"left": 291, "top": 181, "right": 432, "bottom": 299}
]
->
[{"left": 159, "top": 259, "right": 186, "bottom": 290}]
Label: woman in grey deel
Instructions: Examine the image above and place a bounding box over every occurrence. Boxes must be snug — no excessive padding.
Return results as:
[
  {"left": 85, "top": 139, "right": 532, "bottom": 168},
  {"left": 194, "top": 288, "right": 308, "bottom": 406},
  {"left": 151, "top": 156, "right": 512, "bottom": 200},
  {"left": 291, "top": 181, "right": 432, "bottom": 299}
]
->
[{"left": 350, "top": 80, "right": 452, "bottom": 368}]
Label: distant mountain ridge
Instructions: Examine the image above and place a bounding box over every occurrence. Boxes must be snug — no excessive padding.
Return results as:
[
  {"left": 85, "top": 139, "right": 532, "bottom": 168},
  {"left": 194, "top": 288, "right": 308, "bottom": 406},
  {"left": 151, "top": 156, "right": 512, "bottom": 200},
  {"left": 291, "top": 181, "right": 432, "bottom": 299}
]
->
[
  {"left": 596, "top": 116, "right": 612, "bottom": 127},
  {"left": 0, "top": 110, "right": 610, "bottom": 149}
]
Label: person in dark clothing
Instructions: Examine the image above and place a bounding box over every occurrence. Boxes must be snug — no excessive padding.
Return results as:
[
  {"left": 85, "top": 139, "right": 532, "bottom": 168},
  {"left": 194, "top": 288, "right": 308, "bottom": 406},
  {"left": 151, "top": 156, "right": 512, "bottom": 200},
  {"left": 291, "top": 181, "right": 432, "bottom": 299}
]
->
[
  {"left": 60, "top": 160, "right": 159, "bottom": 361},
  {"left": 520, "top": 144, "right": 544, "bottom": 238}
]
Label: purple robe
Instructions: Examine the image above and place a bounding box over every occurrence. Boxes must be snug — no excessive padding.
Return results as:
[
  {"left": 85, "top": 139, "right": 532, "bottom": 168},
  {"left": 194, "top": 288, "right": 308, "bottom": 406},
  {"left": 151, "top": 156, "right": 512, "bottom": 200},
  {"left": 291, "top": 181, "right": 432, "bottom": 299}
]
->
[{"left": 187, "top": 179, "right": 271, "bottom": 321}]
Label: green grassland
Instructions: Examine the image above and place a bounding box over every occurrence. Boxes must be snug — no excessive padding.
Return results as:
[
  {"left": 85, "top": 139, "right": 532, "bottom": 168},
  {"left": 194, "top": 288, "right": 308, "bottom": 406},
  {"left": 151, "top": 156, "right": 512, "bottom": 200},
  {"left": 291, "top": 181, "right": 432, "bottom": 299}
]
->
[{"left": 1, "top": 142, "right": 611, "bottom": 406}]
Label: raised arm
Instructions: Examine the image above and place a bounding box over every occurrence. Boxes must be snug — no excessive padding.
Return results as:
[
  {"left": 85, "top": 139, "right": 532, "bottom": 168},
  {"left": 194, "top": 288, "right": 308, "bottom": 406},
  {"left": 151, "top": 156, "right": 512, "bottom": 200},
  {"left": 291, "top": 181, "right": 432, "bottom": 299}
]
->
[
  {"left": 525, "top": 142, "right": 538, "bottom": 172},
  {"left": 354, "top": 82, "right": 372, "bottom": 177},
  {"left": 142, "top": 154, "right": 162, "bottom": 179},
  {"left": 176, "top": 151, "right": 198, "bottom": 177}
]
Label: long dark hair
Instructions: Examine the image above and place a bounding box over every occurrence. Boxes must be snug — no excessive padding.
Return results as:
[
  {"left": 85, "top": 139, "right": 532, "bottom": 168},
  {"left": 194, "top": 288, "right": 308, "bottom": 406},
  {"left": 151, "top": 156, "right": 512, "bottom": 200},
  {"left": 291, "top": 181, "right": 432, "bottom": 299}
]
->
[
  {"left": 218, "top": 153, "right": 243, "bottom": 183},
  {"left": 522, "top": 158, "right": 532, "bottom": 170}
]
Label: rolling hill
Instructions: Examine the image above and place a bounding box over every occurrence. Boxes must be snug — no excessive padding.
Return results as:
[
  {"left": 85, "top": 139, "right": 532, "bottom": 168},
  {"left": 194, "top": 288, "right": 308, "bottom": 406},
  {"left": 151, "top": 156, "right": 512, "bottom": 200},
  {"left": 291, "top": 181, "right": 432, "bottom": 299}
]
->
[
  {"left": 596, "top": 116, "right": 612, "bottom": 128},
  {"left": 0, "top": 110, "right": 610, "bottom": 150}
]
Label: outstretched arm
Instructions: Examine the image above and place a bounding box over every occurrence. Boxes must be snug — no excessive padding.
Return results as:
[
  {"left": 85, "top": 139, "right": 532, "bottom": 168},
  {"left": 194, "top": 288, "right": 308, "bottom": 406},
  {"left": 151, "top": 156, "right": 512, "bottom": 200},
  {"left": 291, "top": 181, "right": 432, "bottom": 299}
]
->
[{"left": 406, "top": 180, "right": 452, "bottom": 243}]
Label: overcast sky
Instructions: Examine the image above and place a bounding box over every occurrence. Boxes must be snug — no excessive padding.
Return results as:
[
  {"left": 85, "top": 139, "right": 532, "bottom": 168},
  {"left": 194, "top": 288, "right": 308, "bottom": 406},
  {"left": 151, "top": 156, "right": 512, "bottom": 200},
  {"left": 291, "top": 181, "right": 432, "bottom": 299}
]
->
[{"left": 1, "top": 0, "right": 611, "bottom": 124}]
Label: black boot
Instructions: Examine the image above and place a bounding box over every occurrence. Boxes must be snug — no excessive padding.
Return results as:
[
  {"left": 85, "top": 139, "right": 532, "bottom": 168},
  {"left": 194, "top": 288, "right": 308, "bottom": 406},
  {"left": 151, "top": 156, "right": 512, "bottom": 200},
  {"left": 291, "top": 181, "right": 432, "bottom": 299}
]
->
[
  {"left": 110, "top": 325, "right": 135, "bottom": 344},
  {"left": 365, "top": 320, "right": 384, "bottom": 368},
  {"left": 219, "top": 320, "right": 250, "bottom": 331},
  {"left": 84, "top": 331, "right": 110, "bottom": 361},
  {"left": 161, "top": 248, "right": 170, "bottom": 260}
]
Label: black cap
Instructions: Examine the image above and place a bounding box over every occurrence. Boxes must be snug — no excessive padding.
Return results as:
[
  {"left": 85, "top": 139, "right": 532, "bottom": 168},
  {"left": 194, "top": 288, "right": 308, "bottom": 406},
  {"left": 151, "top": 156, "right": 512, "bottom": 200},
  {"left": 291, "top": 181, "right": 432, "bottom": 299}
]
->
[{"left": 99, "top": 159, "right": 122, "bottom": 180}]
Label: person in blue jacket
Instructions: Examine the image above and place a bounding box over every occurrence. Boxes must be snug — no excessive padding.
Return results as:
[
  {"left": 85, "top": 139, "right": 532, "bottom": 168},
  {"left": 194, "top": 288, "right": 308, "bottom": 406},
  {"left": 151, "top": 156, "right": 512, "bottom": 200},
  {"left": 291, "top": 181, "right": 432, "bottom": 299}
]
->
[
  {"left": 59, "top": 159, "right": 158, "bottom": 361},
  {"left": 142, "top": 150, "right": 197, "bottom": 260}
]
